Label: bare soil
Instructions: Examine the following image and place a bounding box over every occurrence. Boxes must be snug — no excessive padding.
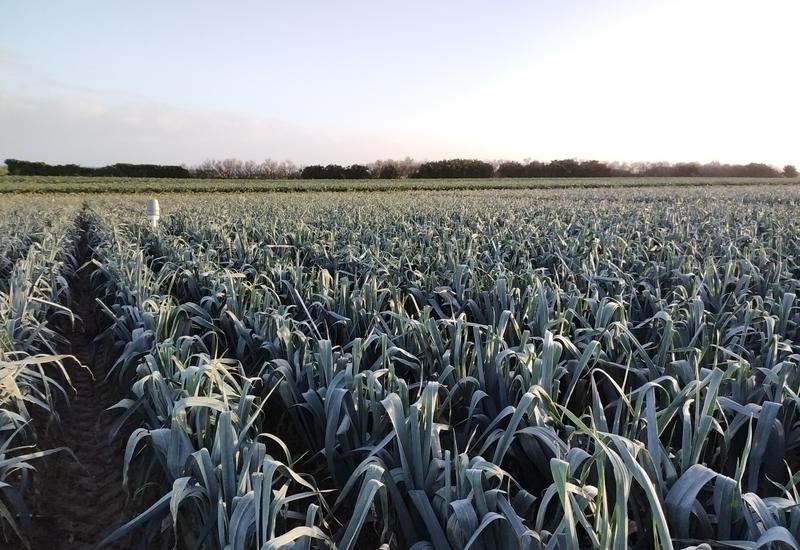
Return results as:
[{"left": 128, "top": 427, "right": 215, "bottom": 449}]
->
[{"left": 13, "top": 221, "right": 134, "bottom": 550}]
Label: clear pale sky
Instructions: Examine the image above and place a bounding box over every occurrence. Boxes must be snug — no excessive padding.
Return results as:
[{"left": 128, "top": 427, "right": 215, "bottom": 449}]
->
[{"left": 1, "top": 0, "right": 797, "bottom": 167}]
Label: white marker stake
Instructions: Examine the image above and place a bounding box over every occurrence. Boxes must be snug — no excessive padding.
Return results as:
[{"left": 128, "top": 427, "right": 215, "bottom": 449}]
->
[{"left": 146, "top": 198, "right": 160, "bottom": 228}]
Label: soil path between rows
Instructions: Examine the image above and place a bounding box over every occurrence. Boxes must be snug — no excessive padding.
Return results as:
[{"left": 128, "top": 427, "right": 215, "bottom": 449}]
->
[{"left": 20, "top": 218, "right": 132, "bottom": 550}]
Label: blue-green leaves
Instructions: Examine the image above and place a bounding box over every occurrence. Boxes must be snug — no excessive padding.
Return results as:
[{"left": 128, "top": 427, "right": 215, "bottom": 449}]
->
[{"left": 74, "top": 189, "right": 800, "bottom": 548}]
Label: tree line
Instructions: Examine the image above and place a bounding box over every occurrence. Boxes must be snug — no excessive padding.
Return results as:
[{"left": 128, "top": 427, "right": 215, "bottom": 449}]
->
[
  {"left": 4, "top": 157, "right": 798, "bottom": 179},
  {"left": 496, "top": 160, "right": 799, "bottom": 178},
  {"left": 4, "top": 159, "right": 190, "bottom": 178}
]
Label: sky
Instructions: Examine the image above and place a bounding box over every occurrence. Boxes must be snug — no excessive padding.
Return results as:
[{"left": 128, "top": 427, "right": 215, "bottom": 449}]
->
[{"left": 1, "top": 0, "right": 798, "bottom": 167}]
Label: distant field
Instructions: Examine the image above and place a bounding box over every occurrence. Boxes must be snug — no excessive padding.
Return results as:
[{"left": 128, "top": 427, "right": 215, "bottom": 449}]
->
[{"left": 0, "top": 175, "right": 798, "bottom": 193}]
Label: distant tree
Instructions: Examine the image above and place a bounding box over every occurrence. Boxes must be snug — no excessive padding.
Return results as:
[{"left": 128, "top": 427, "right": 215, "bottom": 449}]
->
[
  {"left": 737, "top": 163, "right": 780, "bottom": 177},
  {"left": 276, "top": 160, "right": 300, "bottom": 179},
  {"left": 8, "top": 155, "right": 792, "bottom": 180},
  {"left": 497, "top": 161, "right": 526, "bottom": 178},
  {"left": 413, "top": 159, "right": 494, "bottom": 178},
  {"left": 4, "top": 158, "right": 189, "bottom": 178},
  {"left": 6, "top": 159, "right": 47, "bottom": 175},
  {"left": 193, "top": 159, "right": 220, "bottom": 178},
  {"left": 670, "top": 162, "right": 701, "bottom": 177},
  {"left": 395, "top": 157, "right": 419, "bottom": 178},
  {"left": 193, "top": 158, "right": 300, "bottom": 179},
  {"left": 242, "top": 160, "right": 258, "bottom": 178},
  {"left": 511, "top": 159, "right": 619, "bottom": 177},
  {"left": 378, "top": 163, "right": 399, "bottom": 179},
  {"left": 0, "top": 163, "right": 6, "bottom": 176},
  {"left": 524, "top": 160, "right": 548, "bottom": 177},
  {"left": 576, "top": 160, "right": 614, "bottom": 177},
  {"left": 302, "top": 164, "right": 371, "bottom": 179},
  {"left": 369, "top": 158, "right": 418, "bottom": 178},
  {"left": 547, "top": 159, "right": 581, "bottom": 177},
  {"left": 345, "top": 164, "right": 370, "bottom": 179},
  {"left": 606, "top": 161, "right": 632, "bottom": 176},
  {"left": 221, "top": 158, "right": 243, "bottom": 178},
  {"left": 323, "top": 164, "right": 348, "bottom": 179},
  {"left": 301, "top": 165, "right": 326, "bottom": 179}
]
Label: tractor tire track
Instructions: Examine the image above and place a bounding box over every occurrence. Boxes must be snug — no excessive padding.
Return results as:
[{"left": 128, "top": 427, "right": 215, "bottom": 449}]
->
[{"left": 20, "top": 219, "right": 133, "bottom": 550}]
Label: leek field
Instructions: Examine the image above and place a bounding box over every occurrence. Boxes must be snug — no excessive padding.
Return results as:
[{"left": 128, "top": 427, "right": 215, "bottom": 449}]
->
[{"left": 2, "top": 186, "right": 800, "bottom": 549}]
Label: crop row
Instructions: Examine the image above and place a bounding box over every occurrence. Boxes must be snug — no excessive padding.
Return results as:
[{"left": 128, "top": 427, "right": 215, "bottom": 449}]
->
[{"left": 0, "top": 199, "right": 81, "bottom": 545}]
